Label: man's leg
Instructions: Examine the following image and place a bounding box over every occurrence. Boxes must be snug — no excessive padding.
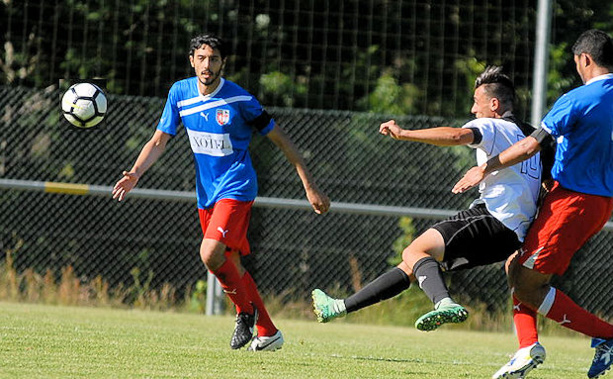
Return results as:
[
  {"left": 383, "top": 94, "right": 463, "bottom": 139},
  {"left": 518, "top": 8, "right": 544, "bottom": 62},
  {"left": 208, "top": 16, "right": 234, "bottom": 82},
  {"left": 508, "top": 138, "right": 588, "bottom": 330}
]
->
[
  {"left": 506, "top": 252, "right": 540, "bottom": 349},
  {"left": 403, "top": 229, "right": 468, "bottom": 331},
  {"left": 312, "top": 263, "right": 412, "bottom": 323},
  {"left": 227, "top": 252, "right": 284, "bottom": 352},
  {"left": 201, "top": 239, "right": 255, "bottom": 349},
  {"left": 511, "top": 260, "right": 613, "bottom": 339},
  {"left": 311, "top": 228, "right": 450, "bottom": 324},
  {"left": 511, "top": 262, "right": 613, "bottom": 378},
  {"left": 240, "top": 271, "right": 277, "bottom": 337},
  {"left": 492, "top": 254, "right": 545, "bottom": 379}
]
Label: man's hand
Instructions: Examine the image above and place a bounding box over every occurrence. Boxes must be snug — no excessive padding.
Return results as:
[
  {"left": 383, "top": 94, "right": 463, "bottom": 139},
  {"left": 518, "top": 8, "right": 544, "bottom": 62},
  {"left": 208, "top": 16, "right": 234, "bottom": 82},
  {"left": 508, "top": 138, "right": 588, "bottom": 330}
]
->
[
  {"left": 112, "top": 171, "right": 140, "bottom": 201},
  {"left": 379, "top": 120, "right": 404, "bottom": 139},
  {"left": 452, "top": 166, "right": 486, "bottom": 193},
  {"left": 306, "top": 187, "right": 331, "bottom": 215}
]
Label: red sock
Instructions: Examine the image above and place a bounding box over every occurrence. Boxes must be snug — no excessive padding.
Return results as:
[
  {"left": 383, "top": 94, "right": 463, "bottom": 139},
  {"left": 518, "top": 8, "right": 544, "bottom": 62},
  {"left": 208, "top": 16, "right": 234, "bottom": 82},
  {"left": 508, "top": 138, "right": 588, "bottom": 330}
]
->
[
  {"left": 541, "top": 288, "right": 613, "bottom": 339},
  {"left": 211, "top": 259, "right": 253, "bottom": 314},
  {"left": 513, "top": 294, "right": 539, "bottom": 348},
  {"left": 242, "top": 271, "right": 278, "bottom": 337}
]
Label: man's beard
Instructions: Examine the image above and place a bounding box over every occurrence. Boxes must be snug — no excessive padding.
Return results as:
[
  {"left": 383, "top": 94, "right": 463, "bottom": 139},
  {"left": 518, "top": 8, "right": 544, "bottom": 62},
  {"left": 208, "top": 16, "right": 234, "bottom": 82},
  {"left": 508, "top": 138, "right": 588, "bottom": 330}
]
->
[{"left": 200, "top": 70, "right": 220, "bottom": 86}]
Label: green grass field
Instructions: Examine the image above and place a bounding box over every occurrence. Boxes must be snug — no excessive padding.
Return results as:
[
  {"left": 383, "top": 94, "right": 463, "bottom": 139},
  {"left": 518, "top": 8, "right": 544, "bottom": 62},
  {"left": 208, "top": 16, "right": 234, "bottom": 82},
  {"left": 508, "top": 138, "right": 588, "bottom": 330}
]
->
[{"left": 0, "top": 301, "right": 599, "bottom": 378}]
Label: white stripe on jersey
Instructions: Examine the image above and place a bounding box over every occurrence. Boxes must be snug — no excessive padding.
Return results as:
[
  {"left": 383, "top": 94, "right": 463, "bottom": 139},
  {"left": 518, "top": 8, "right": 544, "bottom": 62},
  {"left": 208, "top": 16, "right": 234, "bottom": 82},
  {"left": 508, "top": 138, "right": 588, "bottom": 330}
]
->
[
  {"left": 178, "top": 95, "right": 253, "bottom": 117},
  {"left": 177, "top": 96, "right": 205, "bottom": 108}
]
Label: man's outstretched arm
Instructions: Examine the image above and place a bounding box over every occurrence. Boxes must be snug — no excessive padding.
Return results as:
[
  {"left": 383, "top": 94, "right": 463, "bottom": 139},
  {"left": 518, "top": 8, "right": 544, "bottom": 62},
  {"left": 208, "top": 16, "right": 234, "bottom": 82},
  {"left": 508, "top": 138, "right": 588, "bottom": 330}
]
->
[
  {"left": 452, "top": 135, "right": 542, "bottom": 194},
  {"left": 379, "top": 120, "right": 476, "bottom": 146}
]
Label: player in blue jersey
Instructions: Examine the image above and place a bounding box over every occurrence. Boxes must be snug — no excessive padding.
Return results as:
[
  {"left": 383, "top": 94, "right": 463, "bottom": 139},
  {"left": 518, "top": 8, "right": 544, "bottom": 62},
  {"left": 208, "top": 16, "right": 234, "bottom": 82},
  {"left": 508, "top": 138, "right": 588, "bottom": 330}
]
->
[
  {"left": 454, "top": 29, "right": 613, "bottom": 379},
  {"left": 113, "top": 34, "right": 330, "bottom": 352}
]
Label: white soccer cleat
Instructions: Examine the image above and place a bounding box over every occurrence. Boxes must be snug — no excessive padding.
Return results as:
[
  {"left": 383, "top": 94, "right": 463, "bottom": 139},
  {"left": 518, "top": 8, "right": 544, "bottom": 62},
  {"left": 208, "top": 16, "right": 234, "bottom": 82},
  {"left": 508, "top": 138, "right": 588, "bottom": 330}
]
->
[
  {"left": 492, "top": 342, "right": 546, "bottom": 379},
  {"left": 247, "top": 330, "right": 284, "bottom": 352}
]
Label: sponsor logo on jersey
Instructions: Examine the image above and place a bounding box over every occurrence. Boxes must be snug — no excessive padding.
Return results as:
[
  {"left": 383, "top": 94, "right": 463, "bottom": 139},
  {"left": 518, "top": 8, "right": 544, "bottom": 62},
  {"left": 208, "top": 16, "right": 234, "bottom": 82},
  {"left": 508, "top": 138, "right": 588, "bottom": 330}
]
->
[
  {"left": 216, "top": 109, "right": 230, "bottom": 125},
  {"left": 187, "top": 129, "right": 233, "bottom": 156}
]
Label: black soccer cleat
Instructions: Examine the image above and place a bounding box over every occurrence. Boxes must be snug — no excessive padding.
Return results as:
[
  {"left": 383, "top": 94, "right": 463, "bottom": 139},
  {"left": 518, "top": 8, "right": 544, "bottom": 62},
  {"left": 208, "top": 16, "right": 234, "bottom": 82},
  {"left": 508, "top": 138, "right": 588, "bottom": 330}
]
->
[{"left": 230, "top": 307, "right": 258, "bottom": 349}]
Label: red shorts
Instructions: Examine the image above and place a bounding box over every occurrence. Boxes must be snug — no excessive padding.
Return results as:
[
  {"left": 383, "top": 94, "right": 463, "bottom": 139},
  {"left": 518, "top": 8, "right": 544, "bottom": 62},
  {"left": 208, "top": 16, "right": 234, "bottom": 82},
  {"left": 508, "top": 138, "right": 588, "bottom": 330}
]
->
[
  {"left": 198, "top": 199, "right": 254, "bottom": 256},
  {"left": 519, "top": 181, "right": 613, "bottom": 275}
]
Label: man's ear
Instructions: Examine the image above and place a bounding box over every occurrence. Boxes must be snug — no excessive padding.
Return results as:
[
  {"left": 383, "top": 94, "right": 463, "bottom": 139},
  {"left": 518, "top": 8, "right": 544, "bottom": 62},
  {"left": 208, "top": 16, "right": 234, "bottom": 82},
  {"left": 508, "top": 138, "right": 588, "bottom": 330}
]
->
[
  {"left": 583, "top": 53, "right": 593, "bottom": 67},
  {"left": 490, "top": 97, "right": 500, "bottom": 112},
  {"left": 189, "top": 55, "right": 195, "bottom": 68}
]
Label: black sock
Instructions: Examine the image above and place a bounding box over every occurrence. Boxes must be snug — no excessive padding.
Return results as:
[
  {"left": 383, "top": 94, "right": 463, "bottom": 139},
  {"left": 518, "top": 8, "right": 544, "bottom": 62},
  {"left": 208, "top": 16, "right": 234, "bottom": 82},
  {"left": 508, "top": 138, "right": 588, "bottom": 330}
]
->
[
  {"left": 344, "top": 267, "right": 411, "bottom": 313},
  {"left": 412, "top": 256, "right": 449, "bottom": 305}
]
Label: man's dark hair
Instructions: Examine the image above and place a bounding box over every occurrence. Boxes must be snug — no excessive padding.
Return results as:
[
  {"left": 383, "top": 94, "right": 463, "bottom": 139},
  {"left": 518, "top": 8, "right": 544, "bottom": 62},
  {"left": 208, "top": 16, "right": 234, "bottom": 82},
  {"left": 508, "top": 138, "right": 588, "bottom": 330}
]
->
[
  {"left": 572, "top": 29, "right": 613, "bottom": 70},
  {"left": 474, "top": 66, "right": 515, "bottom": 110},
  {"left": 189, "top": 34, "right": 227, "bottom": 59}
]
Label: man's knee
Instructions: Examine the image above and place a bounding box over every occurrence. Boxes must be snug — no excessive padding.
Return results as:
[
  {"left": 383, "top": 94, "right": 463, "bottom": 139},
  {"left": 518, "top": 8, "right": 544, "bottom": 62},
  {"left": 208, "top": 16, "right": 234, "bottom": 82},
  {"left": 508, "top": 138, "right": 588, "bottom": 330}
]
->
[
  {"left": 200, "top": 239, "right": 227, "bottom": 270},
  {"left": 507, "top": 259, "right": 551, "bottom": 308}
]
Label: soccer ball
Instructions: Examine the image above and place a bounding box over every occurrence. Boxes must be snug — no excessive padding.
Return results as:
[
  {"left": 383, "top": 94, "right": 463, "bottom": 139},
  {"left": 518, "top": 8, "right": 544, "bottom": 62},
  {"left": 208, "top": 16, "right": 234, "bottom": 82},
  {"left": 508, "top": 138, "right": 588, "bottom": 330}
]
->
[{"left": 61, "top": 82, "right": 107, "bottom": 128}]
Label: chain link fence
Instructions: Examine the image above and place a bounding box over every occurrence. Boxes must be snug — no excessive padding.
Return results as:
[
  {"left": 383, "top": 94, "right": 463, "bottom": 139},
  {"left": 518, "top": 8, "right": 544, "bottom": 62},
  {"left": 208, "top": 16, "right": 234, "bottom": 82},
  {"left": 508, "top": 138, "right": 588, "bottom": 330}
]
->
[
  {"left": 2, "top": 0, "right": 542, "bottom": 118},
  {"left": 2, "top": 85, "right": 613, "bottom": 318}
]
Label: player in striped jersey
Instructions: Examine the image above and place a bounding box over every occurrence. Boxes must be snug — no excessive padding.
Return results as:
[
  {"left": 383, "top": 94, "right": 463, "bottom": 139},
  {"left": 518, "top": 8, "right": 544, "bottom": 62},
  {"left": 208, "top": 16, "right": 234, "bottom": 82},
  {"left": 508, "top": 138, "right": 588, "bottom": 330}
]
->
[{"left": 113, "top": 34, "right": 330, "bottom": 351}]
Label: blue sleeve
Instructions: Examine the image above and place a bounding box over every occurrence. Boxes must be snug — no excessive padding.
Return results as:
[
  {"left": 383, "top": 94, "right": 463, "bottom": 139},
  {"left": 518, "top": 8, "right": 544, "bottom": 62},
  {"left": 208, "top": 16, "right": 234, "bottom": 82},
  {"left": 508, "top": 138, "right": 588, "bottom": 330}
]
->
[
  {"left": 156, "top": 84, "right": 181, "bottom": 136},
  {"left": 240, "top": 96, "right": 275, "bottom": 136},
  {"left": 541, "top": 94, "right": 579, "bottom": 138}
]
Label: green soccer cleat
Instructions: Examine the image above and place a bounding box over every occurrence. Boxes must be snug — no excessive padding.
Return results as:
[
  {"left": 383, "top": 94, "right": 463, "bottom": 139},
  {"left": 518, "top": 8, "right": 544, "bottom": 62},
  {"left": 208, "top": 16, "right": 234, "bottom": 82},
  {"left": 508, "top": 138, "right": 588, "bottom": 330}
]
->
[
  {"left": 311, "top": 289, "right": 347, "bottom": 323},
  {"left": 414, "top": 304, "right": 469, "bottom": 331}
]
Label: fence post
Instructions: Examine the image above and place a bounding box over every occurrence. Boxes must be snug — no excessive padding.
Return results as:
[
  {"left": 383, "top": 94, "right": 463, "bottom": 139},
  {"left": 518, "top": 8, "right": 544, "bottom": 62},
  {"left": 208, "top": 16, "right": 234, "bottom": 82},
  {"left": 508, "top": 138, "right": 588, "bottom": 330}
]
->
[
  {"left": 205, "top": 274, "right": 224, "bottom": 315},
  {"left": 531, "top": 0, "right": 553, "bottom": 127}
]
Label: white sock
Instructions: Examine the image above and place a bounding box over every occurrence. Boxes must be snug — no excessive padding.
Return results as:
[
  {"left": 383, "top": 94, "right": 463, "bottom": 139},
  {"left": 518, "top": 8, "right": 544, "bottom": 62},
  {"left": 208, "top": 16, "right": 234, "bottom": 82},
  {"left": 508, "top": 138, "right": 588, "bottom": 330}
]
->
[{"left": 435, "top": 297, "right": 459, "bottom": 309}]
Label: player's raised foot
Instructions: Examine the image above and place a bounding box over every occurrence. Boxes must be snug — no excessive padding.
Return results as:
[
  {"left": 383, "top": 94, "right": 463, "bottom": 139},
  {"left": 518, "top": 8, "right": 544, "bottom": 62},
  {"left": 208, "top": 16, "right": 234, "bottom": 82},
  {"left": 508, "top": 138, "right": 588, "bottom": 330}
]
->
[
  {"left": 230, "top": 308, "right": 258, "bottom": 349},
  {"left": 414, "top": 303, "right": 468, "bottom": 331},
  {"left": 311, "top": 289, "right": 347, "bottom": 323},
  {"left": 588, "top": 338, "right": 613, "bottom": 378},
  {"left": 247, "top": 330, "right": 284, "bottom": 352},
  {"left": 492, "top": 342, "right": 546, "bottom": 379}
]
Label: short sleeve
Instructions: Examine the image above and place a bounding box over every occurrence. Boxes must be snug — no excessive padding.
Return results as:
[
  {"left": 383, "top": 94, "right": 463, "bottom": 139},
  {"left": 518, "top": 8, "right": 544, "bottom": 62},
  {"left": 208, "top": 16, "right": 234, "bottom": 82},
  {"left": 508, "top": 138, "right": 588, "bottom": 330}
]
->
[
  {"left": 541, "top": 94, "right": 578, "bottom": 137},
  {"left": 156, "top": 83, "right": 181, "bottom": 136},
  {"left": 240, "top": 96, "right": 275, "bottom": 136},
  {"left": 462, "top": 119, "right": 496, "bottom": 155}
]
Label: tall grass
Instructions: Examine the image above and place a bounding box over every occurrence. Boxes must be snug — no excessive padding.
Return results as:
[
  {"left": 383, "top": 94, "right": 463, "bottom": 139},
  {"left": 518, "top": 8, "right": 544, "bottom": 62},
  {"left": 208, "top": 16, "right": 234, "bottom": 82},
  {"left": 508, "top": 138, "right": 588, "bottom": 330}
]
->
[
  {"left": 0, "top": 245, "right": 186, "bottom": 311},
  {"left": 0, "top": 242, "right": 580, "bottom": 336}
]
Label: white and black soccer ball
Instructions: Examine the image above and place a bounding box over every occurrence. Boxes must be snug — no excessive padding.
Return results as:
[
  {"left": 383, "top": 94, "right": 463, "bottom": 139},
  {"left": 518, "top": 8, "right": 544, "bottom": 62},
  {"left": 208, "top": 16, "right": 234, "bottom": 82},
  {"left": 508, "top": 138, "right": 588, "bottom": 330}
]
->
[{"left": 61, "top": 82, "right": 107, "bottom": 128}]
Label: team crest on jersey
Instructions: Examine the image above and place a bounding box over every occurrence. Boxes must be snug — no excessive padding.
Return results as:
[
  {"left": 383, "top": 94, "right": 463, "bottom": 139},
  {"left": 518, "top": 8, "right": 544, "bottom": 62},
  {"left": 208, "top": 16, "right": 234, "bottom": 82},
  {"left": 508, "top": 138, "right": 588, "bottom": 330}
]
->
[{"left": 216, "top": 109, "right": 230, "bottom": 126}]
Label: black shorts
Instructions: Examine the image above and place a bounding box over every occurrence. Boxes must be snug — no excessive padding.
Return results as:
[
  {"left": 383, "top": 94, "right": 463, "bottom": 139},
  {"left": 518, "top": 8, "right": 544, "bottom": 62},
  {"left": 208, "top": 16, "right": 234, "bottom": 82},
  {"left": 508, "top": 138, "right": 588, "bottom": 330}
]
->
[{"left": 431, "top": 203, "right": 521, "bottom": 272}]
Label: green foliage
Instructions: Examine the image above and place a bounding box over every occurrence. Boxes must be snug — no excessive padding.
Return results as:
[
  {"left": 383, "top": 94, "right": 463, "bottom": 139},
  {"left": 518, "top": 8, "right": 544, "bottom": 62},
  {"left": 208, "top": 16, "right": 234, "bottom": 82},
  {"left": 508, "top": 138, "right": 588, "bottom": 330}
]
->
[
  {"left": 454, "top": 55, "right": 486, "bottom": 112},
  {"left": 3, "top": 0, "right": 613, "bottom": 116},
  {"left": 360, "top": 70, "right": 420, "bottom": 115},
  {"left": 547, "top": 42, "right": 576, "bottom": 103},
  {"left": 188, "top": 279, "right": 207, "bottom": 313},
  {"left": 387, "top": 217, "right": 416, "bottom": 266},
  {"left": 455, "top": 55, "right": 486, "bottom": 90},
  {"left": 259, "top": 71, "right": 306, "bottom": 107}
]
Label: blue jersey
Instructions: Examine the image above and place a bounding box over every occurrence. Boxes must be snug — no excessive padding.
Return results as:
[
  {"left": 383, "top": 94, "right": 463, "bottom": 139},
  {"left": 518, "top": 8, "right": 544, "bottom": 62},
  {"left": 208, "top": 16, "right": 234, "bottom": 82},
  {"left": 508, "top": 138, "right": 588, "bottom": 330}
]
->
[
  {"left": 157, "top": 77, "right": 275, "bottom": 209},
  {"left": 541, "top": 74, "right": 613, "bottom": 197}
]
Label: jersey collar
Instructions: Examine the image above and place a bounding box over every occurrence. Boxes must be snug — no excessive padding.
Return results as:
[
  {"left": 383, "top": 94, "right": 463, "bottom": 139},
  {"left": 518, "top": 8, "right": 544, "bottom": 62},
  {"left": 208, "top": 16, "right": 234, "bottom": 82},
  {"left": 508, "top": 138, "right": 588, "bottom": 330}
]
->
[
  {"left": 199, "top": 78, "right": 226, "bottom": 99},
  {"left": 586, "top": 73, "right": 613, "bottom": 85}
]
